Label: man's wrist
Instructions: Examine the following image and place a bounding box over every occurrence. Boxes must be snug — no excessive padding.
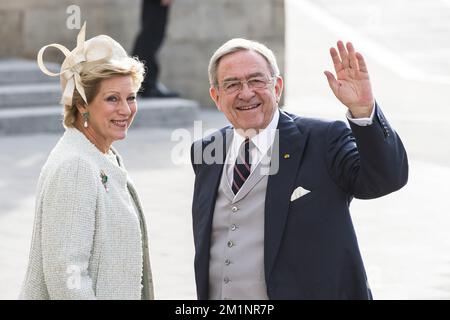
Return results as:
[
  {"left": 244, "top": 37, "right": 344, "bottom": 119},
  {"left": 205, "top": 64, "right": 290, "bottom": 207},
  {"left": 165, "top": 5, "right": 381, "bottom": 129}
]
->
[
  {"left": 348, "top": 105, "right": 374, "bottom": 118},
  {"left": 346, "top": 101, "right": 376, "bottom": 126}
]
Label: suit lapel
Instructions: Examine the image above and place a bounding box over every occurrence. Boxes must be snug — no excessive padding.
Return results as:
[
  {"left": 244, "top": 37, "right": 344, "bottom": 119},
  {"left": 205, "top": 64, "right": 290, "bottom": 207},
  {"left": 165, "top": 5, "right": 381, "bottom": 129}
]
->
[
  {"left": 264, "top": 111, "right": 309, "bottom": 281},
  {"left": 194, "top": 127, "right": 233, "bottom": 297},
  {"left": 196, "top": 127, "right": 233, "bottom": 238}
]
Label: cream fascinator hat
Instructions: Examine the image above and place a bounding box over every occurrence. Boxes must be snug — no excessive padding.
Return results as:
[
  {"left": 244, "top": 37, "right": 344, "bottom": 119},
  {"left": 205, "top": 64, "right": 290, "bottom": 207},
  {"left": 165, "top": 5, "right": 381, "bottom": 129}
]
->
[{"left": 37, "top": 22, "right": 129, "bottom": 106}]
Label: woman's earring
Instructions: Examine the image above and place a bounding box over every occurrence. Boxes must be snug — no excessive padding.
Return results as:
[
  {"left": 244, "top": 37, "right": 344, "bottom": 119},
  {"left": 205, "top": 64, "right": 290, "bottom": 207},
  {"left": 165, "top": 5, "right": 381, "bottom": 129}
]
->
[{"left": 82, "top": 112, "right": 89, "bottom": 128}]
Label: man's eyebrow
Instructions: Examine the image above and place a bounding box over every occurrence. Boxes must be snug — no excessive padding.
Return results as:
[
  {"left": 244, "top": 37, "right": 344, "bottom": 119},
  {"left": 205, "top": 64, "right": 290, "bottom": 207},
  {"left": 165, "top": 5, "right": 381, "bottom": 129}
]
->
[
  {"left": 247, "top": 72, "right": 266, "bottom": 78},
  {"left": 222, "top": 72, "right": 266, "bottom": 82},
  {"left": 222, "top": 76, "right": 240, "bottom": 82}
]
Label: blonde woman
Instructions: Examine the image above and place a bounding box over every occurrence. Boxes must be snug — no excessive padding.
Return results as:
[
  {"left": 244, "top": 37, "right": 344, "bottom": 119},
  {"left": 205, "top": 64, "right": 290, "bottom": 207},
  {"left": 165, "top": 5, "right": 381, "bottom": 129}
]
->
[{"left": 20, "top": 23, "right": 153, "bottom": 300}]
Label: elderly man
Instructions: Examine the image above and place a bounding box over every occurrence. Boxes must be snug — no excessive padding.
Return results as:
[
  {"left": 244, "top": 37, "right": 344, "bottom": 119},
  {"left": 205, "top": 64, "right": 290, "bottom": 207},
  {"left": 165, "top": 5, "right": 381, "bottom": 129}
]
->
[{"left": 190, "top": 39, "right": 408, "bottom": 300}]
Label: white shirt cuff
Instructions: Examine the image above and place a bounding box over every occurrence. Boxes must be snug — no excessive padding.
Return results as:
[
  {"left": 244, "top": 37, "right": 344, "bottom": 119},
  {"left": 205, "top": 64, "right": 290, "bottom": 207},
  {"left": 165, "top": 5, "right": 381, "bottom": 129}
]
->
[{"left": 346, "top": 102, "right": 376, "bottom": 126}]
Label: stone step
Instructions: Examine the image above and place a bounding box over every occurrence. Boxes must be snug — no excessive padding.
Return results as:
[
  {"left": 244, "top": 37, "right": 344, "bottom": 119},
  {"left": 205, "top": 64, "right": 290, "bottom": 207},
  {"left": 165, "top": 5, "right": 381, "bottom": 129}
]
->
[
  {"left": 0, "top": 59, "right": 59, "bottom": 85},
  {"left": 0, "top": 98, "right": 199, "bottom": 135},
  {"left": 0, "top": 83, "right": 61, "bottom": 109}
]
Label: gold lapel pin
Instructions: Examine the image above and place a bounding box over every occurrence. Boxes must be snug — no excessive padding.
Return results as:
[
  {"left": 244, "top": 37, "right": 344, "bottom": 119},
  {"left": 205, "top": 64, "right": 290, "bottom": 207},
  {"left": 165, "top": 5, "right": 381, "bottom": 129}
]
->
[{"left": 284, "top": 153, "right": 290, "bottom": 159}]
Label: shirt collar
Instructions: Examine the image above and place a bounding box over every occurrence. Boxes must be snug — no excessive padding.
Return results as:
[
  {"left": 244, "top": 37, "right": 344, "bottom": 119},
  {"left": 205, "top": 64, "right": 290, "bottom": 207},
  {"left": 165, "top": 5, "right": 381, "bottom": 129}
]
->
[{"left": 232, "top": 108, "right": 280, "bottom": 156}]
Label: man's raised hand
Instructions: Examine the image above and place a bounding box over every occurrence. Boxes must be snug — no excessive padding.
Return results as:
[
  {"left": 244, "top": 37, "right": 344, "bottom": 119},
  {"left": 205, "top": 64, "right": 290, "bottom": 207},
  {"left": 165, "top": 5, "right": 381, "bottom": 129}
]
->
[{"left": 324, "top": 41, "right": 374, "bottom": 118}]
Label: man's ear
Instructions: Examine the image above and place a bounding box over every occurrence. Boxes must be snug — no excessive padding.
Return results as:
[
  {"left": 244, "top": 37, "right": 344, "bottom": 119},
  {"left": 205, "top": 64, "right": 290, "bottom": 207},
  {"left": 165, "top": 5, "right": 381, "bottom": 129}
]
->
[
  {"left": 274, "top": 76, "right": 284, "bottom": 103},
  {"left": 209, "top": 86, "right": 222, "bottom": 112}
]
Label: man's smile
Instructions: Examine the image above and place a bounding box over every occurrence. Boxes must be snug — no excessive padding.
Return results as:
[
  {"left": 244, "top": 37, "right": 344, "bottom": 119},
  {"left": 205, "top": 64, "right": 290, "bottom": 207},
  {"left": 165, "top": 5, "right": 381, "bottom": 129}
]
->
[{"left": 236, "top": 103, "right": 261, "bottom": 111}]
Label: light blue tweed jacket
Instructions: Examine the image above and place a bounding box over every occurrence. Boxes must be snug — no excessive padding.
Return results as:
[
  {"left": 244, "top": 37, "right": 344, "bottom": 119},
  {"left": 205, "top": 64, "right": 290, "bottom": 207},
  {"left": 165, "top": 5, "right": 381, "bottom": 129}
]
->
[{"left": 20, "top": 128, "right": 154, "bottom": 299}]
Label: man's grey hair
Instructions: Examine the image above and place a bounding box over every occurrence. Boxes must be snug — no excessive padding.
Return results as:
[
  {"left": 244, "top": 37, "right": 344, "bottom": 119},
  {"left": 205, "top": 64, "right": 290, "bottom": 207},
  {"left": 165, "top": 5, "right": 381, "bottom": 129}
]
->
[{"left": 208, "top": 38, "right": 280, "bottom": 88}]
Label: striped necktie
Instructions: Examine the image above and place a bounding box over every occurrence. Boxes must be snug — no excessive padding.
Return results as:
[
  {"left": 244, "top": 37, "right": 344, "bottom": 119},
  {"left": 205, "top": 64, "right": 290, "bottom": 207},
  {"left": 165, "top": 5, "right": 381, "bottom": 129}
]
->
[{"left": 232, "top": 137, "right": 251, "bottom": 194}]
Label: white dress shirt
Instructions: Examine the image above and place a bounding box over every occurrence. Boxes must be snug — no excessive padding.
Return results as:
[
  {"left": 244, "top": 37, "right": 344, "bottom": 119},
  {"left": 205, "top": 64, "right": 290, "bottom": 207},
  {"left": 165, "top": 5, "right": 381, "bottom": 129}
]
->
[{"left": 226, "top": 110, "right": 280, "bottom": 186}]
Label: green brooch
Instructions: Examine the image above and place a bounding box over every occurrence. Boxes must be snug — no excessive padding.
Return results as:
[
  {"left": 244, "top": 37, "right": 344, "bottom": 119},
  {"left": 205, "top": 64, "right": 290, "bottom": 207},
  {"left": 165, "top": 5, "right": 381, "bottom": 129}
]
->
[{"left": 100, "top": 170, "right": 109, "bottom": 192}]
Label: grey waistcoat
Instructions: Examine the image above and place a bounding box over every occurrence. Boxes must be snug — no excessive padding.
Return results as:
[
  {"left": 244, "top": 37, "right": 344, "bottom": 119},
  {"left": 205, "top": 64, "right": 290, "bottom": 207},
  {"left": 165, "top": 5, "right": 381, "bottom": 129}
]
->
[{"left": 208, "top": 153, "right": 270, "bottom": 300}]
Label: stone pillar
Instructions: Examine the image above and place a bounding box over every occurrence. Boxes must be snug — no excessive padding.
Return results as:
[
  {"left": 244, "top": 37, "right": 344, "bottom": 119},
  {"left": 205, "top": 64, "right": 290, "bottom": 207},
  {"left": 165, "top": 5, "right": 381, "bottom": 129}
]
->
[{"left": 0, "top": 0, "right": 285, "bottom": 107}]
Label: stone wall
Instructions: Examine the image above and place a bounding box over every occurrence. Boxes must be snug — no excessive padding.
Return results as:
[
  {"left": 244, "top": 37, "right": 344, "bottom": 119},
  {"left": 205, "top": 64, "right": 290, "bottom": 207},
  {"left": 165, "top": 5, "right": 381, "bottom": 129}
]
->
[
  {"left": 0, "top": 0, "right": 285, "bottom": 107},
  {"left": 0, "top": 0, "right": 140, "bottom": 60}
]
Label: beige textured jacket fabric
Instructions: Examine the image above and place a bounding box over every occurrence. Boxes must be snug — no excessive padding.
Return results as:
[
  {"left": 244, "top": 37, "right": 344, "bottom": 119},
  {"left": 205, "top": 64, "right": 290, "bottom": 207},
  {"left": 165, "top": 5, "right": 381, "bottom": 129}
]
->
[{"left": 20, "top": 128, "right": 154, "bottom": 300}]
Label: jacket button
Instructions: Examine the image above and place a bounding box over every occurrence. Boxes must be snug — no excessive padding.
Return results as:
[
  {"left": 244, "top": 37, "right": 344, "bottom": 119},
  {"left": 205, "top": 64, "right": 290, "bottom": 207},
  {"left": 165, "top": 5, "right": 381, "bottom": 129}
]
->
[
  {"left": 231, "top": 224, "right": 237, "bottom": 231},
  {"left": 225, "top": 259, "right": 231, "bottom": 266},
  {"left": 224, "top": 277, "right": 230, "bottom": 284},
  {"left": 227, "top": 240, "right": 234, "bottom": 248},
  {"left": 231, "top": 206, "right": 238, "bottom": 213}
]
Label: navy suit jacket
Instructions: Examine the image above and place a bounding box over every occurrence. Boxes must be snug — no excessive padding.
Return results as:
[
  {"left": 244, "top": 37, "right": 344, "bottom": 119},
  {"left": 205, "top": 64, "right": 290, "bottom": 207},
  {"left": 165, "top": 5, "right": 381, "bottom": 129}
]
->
[{"left": 190, "top": 104, "right": 408, "bottom": 300}]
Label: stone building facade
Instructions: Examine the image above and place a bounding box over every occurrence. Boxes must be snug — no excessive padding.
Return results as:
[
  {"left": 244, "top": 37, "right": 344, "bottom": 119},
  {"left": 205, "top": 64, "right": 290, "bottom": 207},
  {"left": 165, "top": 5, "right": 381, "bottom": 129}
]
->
[{"left": 0, "top": 0, "right": 284, "bottom": 106}]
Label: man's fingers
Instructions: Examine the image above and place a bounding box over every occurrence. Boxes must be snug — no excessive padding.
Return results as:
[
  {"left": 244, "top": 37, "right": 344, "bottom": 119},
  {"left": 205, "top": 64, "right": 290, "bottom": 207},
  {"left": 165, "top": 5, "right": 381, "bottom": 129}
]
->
[
  {"left": 337, "top": 41, "right": 349, "bottom": 68},
  {"left": 324, "top": 71, "right": 339, "bottom": 94},
  {"left": 330, "top": 47, "right": 343, "bottom": 72},
  {"left": 356, "top": 52, "right": 369, "bottom": 73},
  {"left": 346, "top": 42, "right": 359, "bottom": 70},
  {"left": 346, "top": 42, "right": 356, "bottom": 55}
]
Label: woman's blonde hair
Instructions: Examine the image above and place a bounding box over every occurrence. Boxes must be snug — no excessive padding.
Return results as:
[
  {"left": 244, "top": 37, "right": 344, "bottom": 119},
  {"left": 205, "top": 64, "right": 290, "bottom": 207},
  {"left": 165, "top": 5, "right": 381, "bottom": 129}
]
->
[{"left": 64, "top": 58, "right": 145, "bottom": 128}]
